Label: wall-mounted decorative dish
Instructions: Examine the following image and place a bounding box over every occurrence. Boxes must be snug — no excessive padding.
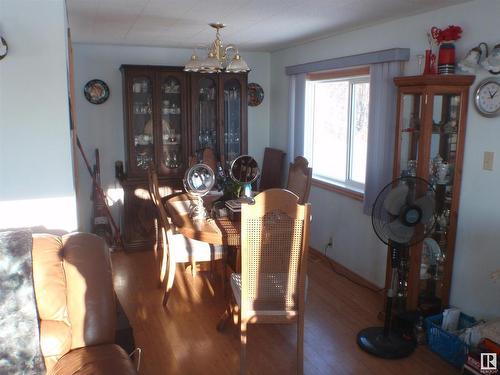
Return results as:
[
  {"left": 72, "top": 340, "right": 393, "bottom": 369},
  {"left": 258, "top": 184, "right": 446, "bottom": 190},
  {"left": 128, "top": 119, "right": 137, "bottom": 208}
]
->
[
  {"left": 84, "top": 79, "right": 110, "bottom": 105},
  {"left": 247, "top": 82, "right": 264, "bottom": 107},
  {"left": 0, "top": 37, "right": 8, "bottom": 60}
]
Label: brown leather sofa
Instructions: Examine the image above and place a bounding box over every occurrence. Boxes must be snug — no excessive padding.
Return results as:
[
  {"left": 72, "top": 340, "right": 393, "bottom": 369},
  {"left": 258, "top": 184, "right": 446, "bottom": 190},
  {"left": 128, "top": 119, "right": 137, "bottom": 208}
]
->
[{"left": 32, "top": 232, "right": 137, "bottom": 375}]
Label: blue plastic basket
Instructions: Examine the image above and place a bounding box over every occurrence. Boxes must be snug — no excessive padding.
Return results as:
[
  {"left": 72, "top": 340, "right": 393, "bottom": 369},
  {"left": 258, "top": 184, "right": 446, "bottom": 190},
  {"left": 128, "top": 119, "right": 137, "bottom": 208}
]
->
[{"left": 425, "top": 312, "right": 476, "bottom": 368}]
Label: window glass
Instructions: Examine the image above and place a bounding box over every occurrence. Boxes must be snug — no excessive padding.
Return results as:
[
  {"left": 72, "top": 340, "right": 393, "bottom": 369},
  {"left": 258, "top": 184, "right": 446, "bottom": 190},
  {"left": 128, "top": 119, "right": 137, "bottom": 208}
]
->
[{"left": 305, "top": 73, "right": 370, "bottom": 192}]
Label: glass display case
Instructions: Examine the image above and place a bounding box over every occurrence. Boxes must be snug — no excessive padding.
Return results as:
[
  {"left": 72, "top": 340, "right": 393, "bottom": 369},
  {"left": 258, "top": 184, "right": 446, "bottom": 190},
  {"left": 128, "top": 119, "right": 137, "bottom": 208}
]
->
[
  {"left": 391, "top": 75, "right": 474, "bottom": 314},
  {"left": 120, "top": 65, "right": 247, "bottom": 251}
]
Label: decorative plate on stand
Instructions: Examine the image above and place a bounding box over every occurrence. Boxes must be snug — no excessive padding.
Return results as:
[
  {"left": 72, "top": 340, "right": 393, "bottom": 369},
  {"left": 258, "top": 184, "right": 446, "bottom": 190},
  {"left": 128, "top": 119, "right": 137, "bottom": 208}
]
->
[
  {"left": 84, "top": 79, "right": 110, "bottom": 105},
  {"left": 247, "top": 83, "right": 264, "bottom": 107}
]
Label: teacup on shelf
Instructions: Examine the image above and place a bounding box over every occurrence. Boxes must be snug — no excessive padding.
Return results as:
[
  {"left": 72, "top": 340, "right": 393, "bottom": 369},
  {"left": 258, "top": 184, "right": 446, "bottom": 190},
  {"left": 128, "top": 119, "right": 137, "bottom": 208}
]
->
[{"left": 437, "top": 162, "right": 449, "bottom": 184}]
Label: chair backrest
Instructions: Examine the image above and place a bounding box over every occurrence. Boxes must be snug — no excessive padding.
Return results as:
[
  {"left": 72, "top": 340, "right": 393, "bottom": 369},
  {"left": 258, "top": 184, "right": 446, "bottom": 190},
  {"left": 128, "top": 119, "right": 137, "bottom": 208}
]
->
[
  {"left": 240, "top": 189, "right": 310, "bottom": 316},
  {"left": 259, "top": 147, "right": 286, "bottom": 191},
  {"left": 286, "top": 156, "right": 312, "bottom": 204},
  {"left": 147, "top": 165, "right": 171, "bottom": 232},
  {"left": 201, "top": 147, "right": 217, "bottom": 172}
]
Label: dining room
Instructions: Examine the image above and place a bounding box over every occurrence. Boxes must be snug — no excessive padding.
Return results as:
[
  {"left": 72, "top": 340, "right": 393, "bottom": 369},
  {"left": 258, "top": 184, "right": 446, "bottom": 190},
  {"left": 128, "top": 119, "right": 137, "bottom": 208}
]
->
[{"left": 1, "top": 0, "right": 500, "bottom": 374}]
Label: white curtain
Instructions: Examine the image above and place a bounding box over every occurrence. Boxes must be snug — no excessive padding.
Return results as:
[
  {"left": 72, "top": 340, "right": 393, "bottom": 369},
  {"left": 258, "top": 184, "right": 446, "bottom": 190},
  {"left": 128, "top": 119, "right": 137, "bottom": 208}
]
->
[
  {"left": 287, "top": 73, "right": 306, "bottom": 165},
  {"left": 362, "top": 61, "right": 404, "bottom": 215}
]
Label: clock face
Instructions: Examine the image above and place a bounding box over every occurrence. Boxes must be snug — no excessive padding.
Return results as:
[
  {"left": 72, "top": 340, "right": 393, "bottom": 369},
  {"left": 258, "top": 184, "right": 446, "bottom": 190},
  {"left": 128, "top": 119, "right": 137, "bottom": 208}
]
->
[{"left": 475, "top": 79, "right": 500, "bottom": 117}]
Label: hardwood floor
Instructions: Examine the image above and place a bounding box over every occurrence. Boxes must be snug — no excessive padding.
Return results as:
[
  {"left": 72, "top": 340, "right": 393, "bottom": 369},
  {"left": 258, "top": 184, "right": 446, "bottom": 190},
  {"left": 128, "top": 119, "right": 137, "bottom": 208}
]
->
[{"left": 112, "top": 250, "right": 459, "bottom": 375}]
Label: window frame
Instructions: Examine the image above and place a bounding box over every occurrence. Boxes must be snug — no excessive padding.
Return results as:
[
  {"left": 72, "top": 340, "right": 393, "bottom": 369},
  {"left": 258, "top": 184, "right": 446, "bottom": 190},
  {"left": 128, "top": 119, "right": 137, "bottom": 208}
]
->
[{"left": 304, "top": 67, "right": 370, "bottom": 197}]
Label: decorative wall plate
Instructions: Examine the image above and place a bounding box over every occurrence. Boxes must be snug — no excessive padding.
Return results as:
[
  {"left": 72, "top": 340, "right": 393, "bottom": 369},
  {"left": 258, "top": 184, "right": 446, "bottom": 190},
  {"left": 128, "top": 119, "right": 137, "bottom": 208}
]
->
[
  {"left": 0, "top": 37, "right": 8, "bottom": 60},
  {"left": 247, "top": 82, "right": 264, "bottom": 107},
  {"left": 84, "top": 79, "right": 110, "bottom": 105}
]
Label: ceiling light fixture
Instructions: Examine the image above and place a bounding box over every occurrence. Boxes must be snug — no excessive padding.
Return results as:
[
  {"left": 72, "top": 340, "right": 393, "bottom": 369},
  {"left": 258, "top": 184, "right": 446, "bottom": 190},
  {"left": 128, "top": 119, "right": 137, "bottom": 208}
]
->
[{"left": 184, "top": 23, "right": 250, "bottom": 74}]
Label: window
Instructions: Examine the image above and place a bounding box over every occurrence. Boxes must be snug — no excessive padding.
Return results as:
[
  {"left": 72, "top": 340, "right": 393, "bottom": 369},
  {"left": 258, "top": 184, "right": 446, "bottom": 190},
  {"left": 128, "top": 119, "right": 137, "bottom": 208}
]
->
[{"left": 304, "top": 69, "right": 370, "bottom": 194}]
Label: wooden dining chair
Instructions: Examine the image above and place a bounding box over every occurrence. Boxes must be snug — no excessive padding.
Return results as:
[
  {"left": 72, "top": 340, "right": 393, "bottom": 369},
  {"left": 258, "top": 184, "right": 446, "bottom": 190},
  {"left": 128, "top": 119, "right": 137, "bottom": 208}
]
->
[
  {"left": 259, "top": 147, "right": 286, "bottom": 191},
  {"left": 201, "top": 147, "right": 218, "bottom": 172},
  {"left": 147, "top": 165, "right": 167, "bottom": 286},
  {"left": 148, "top": 166, "right": 224, "bottom": 306},
  {"left": 286, "top": 156, "right": 312, "bottom": 204},
  {"left": 226, "top": 189, "right": 311, "bottom": 375}
]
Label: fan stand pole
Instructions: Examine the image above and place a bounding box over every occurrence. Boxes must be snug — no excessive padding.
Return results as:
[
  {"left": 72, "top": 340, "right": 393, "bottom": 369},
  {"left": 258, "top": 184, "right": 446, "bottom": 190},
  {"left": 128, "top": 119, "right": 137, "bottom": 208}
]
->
[
  {"left": 356, "top": 245, "right": 416, "bottom": 359},
  {"left": 383, "top": 247, "right": 398, "bottom": 337}
]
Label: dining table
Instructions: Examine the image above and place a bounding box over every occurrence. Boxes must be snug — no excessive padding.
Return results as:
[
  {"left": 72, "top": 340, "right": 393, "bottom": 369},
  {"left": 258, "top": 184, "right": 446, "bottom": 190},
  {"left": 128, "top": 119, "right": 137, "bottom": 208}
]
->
[{"left": 164, "top": 192, "right": 242, "bottom": 272}]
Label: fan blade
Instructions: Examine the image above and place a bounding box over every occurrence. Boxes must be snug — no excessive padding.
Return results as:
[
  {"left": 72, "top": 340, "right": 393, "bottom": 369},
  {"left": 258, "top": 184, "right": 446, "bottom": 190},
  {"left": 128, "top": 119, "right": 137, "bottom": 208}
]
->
[
  {"left": 415, "top": 195, "right": 435, "bottom": 223},
  {"left": 386, "top": 220, "right": 415, "bottom": 244},
  {"left": 383, "top": 184, "right": 409, "bottom": 216}
]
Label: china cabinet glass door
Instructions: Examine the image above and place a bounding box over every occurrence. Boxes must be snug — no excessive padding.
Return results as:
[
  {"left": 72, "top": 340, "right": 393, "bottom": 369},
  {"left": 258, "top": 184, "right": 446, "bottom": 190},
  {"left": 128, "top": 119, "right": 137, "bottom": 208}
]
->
[
  {"left": 157, "top": 73, "right": 185, "bottom": 175},
  {"left": 398, "top": 93, "right": 422, "bottom": 177},
  {"left": 130, "top": 74, "right": 154, "bottom": 173},
  {"left": 224, "top": 79, "right": 242, "bottom": 166},
  {"left": 195, "top": 76, "right": 218, "bottom": 153},
  {"left": 417, "top": 92, "right": 462, "bottom": 310}
]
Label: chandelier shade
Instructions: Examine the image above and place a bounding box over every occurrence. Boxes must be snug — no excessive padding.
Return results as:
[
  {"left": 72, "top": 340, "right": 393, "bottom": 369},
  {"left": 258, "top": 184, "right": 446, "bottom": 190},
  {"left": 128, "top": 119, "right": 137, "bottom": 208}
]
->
[{"left": 184, "top": 23, "right": 250, "bottom": 74}]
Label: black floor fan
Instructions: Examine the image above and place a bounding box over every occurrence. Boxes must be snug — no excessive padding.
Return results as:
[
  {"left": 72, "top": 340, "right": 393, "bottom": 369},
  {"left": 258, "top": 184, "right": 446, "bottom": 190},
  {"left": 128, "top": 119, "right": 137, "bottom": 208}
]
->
[{"left": 357, "top": 176, "right": 437, "bottom": 358}]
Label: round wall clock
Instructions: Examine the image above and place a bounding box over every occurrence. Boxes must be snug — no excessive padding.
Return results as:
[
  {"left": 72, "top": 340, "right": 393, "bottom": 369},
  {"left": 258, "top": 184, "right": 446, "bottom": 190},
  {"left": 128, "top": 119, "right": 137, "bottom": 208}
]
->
[
  {"left": 474, "top": 78, "right": 500, "bottom": 117},
  {"left": 0, "top": 37, "right": 8, "bottom": 60},
  {"left": 84, "top": 79, "right": 110, "bottom": 105},
  {"left": 247, "top": 83, "right": 264, "bottom": 107}
]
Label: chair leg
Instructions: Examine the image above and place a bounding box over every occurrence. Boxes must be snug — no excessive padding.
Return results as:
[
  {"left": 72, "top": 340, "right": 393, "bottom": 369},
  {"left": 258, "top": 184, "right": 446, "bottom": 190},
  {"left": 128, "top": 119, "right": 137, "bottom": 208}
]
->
[
  {"left": 240, "top": 319, "right": 247, "bottom": 375},
  {"left": 158, "top": 238, "right": 167, "bottom": 288},
  {"left": 297, "top": 314, "right": 304, "bottom": 375},
  {"left": 190, "top": 257, "right": 197, "bottom": 277},
  {"left": 163, "top": 257, "right": 176, "bottom": 307}
]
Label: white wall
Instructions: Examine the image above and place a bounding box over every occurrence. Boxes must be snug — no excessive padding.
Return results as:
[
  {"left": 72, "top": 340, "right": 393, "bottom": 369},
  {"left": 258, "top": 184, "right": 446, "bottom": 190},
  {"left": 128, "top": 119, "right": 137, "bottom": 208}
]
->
[
  {"left": 270, "top": 0, "right": 499, "bottom": 319},
  {"left": 72, "top": 43, "right": 270, "bottom": 232},
  {"left": 0, "top": 0, "right": 77, "bottom": 231}
]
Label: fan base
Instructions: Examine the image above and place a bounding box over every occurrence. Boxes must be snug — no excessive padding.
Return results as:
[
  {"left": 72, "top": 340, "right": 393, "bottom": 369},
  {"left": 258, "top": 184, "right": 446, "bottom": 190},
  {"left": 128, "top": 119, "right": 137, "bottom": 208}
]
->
[{"left": 357, "top": 327, "right": 416, "bottom": 359}]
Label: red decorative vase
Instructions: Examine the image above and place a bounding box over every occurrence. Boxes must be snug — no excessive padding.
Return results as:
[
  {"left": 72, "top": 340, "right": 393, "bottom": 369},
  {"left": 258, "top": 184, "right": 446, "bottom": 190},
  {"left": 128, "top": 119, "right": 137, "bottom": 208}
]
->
[
  {"left": 438, "top": 43, "right": 456, "bottom": 74},
  {"left": 423, "top": 49, "right": 436, "bottom": 75}
]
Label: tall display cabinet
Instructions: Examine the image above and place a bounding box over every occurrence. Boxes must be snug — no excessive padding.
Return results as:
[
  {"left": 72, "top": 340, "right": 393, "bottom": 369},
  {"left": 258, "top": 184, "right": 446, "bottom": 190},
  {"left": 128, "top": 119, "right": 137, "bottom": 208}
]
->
[
  {"left": 119, "top": 65, "right": 247, "bottom": 251},
  {"left": 388, "top": 75, "right": 474, "bottom": 315}
]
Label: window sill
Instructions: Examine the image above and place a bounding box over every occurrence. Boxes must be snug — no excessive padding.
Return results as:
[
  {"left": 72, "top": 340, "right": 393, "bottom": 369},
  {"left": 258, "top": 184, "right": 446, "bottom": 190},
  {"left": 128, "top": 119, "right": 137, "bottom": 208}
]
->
[{"left": 311, "top": 178, "right": 364, "bottom": 201}]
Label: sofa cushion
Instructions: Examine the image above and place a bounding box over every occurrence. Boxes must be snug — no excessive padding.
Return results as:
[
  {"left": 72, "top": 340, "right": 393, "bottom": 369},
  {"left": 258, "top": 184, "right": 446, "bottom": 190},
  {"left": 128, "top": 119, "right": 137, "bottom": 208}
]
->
[
  {"left": 0, "top": 230, "right": 45, "bottom": 373},
  {"left": 48, "top": 344, "right": 137, "bottom": 375}
]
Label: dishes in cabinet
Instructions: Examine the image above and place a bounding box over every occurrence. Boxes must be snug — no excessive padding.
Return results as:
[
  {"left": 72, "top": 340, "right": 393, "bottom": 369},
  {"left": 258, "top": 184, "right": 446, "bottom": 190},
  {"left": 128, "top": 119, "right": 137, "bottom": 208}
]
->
[
  {"left": 423, "top": 237, "right": 442, "bottom": 265},
  {"left": 162, "top": 82, "right": 180, "bottom": 94},
  {"left": 134, "top": 134, "right": 153, "bottom": 146}
]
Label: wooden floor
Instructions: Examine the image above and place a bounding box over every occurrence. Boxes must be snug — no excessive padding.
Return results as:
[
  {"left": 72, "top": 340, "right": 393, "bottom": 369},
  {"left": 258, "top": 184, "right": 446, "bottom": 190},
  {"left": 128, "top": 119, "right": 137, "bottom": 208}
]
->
[{"left": 112, "top": 250, "right": 459, "bottom": 375}]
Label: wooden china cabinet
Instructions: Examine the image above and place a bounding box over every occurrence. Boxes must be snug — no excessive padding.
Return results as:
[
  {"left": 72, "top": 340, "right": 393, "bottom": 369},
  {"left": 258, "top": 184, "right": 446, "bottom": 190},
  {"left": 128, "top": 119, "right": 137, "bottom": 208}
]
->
[
  {"left": 387, "top": 74, "right": 475, "bottom": 316},
  {"left": 119, "top": 65, "right": 247, "bottom": 251}
]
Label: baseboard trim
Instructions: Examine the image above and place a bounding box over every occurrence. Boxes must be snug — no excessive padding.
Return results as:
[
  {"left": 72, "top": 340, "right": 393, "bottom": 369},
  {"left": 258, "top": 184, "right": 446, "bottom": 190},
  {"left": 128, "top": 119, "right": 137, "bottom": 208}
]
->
[{"left": 309, "top": 247, "right": 383, "bottom": 294}]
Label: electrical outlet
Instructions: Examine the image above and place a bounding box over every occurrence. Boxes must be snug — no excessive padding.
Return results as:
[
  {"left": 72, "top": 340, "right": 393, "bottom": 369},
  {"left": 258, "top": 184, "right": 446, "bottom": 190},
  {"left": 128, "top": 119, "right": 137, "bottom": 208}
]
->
[
  {"left": 483, "top": 151, "right": 494, "bottom": 171},
  {"left": 326, "top": 236, "right": 334, "bottom": 248}
]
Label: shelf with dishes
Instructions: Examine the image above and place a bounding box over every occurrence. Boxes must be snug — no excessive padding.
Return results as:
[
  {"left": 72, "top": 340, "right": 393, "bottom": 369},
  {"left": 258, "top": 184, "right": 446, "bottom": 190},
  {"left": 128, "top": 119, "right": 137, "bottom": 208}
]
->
[
  {"left": 163, "top": 151, "right": 182, "bottom": 169},
  {"left": 161, "top": 81, "right": 180, "bottom": 95}
]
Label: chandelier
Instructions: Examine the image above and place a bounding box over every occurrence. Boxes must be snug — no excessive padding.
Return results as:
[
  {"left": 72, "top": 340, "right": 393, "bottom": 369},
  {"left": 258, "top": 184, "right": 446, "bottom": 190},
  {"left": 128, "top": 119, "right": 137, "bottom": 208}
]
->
[{"left": 184, "top": 23, "right": 250, "bottom": 73}]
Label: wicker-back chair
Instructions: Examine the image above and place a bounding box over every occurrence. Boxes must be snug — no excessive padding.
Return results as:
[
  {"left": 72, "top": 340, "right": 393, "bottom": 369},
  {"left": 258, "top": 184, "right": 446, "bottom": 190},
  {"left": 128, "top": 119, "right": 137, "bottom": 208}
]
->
[
  {"left": 231, "top": 189, "right": 311, "bottom": 374},
  {"left": 286, "top": 156, "right": 312, "bottom": 204},
  {"left": 148, "top": 166, "right": 224, "bottom": 306}
]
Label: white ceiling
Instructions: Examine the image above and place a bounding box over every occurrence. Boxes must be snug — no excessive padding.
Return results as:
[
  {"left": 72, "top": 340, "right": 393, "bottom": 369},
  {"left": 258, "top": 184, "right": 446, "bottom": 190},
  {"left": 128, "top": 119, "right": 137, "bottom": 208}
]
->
[{"left": 67, "top": 0, "right": 469, "bottom": 52}]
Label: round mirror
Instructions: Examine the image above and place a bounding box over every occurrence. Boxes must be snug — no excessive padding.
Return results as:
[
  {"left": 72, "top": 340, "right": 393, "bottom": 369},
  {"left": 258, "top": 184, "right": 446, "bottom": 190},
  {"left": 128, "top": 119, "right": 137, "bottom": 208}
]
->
[
  {"left": 229, "top": 155, "right": 260, "bottom": 184},
  {"left": 183, "top": 164, "right": 215, "bottom": 220},
  {"left": 184, "top": 163, "right": 215, "bottom": 196},
  {"left": 229, "top": 155, "right": 260, "bottom": 199}
]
